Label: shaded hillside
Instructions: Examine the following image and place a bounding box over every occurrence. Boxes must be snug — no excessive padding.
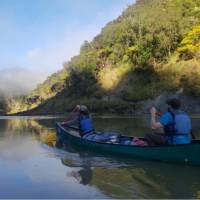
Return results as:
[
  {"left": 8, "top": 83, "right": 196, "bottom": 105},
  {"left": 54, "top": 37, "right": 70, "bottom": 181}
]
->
[
  {"left": 8, "top": 0, "right": 200, "bottom": 114},
  {"left": 0, "top": 98, "right": 7, "bottom": 114}
]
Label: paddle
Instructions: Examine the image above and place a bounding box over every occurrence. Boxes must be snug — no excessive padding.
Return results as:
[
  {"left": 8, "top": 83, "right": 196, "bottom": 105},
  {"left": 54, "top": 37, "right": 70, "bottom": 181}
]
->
[{"left": 63, "top": 106, "right": 80, "bottom": 123}]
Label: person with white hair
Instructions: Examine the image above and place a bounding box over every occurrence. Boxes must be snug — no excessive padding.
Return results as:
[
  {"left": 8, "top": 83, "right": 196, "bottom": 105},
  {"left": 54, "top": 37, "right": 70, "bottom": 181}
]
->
[
  {"left": 62, "top": 104, "right": 118, "bottom": 142},
  {"left": 62, "top": 105, "right": 94, "bottom": 137}
]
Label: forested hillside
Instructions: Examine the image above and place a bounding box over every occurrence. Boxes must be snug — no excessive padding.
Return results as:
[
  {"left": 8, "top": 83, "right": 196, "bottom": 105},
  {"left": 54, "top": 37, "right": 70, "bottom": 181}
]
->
[{"left": 8, "top": 0, "right": 200, "bottom": 114}]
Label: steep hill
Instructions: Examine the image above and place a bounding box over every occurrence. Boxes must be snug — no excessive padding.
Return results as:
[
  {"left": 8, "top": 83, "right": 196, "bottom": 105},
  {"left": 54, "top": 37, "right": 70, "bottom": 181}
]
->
[{"left": 8, "top": 0, "right": 200, "bottom": 114}]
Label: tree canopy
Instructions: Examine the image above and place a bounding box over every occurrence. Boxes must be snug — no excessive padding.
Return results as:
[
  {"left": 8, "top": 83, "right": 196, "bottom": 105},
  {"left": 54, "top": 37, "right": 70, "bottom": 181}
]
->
[{"left": 7, "top": 0, "right": 200, "bottom": 114}]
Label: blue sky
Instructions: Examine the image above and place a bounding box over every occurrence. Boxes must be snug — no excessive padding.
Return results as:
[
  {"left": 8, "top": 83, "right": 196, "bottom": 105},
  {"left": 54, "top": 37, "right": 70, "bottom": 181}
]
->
[{"left": 0, "top": 0, "right": 135, "bottom": 75}]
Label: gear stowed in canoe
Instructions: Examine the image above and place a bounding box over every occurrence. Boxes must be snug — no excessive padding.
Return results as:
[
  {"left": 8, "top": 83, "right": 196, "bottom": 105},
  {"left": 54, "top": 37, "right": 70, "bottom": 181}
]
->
[{"left": 56, "top": 123, "right": 200, "bottom": 166}]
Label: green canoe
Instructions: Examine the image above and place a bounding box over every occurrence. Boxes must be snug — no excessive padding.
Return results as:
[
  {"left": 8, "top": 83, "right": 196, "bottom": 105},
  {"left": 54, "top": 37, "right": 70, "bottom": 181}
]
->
[{"left": 56, "top": 123, "right": 200, "bottom": 165}]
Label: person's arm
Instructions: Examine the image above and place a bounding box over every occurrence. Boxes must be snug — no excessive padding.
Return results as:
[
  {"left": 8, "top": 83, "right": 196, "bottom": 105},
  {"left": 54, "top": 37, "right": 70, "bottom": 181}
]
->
[
  {"left": 65, "top": 116, "right": 79, "bottom": 126},
  {"left": 150, "top": 107, "right": 164, "bottom": 130},
  {"left": 63, "top": 112, "right": 78, "bottom": 123},
  {"left": 62, "top": 105, "right": 80, "bottom": 124}
]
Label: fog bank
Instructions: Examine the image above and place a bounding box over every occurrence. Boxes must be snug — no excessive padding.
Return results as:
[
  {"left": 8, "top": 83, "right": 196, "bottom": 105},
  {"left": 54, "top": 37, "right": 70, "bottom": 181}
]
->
[{"left": 0, "top": 67, "right": 47, "bottom": 97}]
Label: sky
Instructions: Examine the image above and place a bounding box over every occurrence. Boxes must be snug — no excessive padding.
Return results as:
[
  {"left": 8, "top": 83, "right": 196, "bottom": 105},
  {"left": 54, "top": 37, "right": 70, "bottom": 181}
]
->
[{"left": 0, "top": 0, "right": 135, "bottom": 76}]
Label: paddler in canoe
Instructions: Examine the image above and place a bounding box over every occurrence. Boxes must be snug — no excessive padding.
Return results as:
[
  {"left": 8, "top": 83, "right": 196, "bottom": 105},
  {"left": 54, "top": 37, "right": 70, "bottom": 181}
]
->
[
  {"left": 56, "top": 102, "right": 200, "bottom": 165},
  {"left": 61, "top": 98, "right": 193, "bottom": 146},
  {"left": 62, "top": 105, "right": 118, "bottom": 142},
  {"left": 145, "top": 98, "right": 193, "bottom": 146},
  {"left": 61, "top": 104, "right": 94, "bottom": 136}
]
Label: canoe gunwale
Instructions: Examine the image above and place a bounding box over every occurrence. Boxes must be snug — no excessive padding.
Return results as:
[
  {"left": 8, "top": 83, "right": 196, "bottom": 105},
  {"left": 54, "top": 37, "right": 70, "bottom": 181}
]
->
[{"left": 56, "top": 122, "right": 200, "bottom": 149}]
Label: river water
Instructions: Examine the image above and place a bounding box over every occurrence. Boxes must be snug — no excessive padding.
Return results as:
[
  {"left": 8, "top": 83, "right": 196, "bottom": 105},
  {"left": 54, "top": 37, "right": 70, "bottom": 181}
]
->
[{"left": 1, "top": 116, "right": 200, "bottom": 199}]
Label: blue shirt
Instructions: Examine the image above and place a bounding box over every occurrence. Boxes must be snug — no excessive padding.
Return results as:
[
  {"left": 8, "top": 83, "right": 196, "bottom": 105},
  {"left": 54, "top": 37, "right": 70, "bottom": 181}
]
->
[
  {"left": 79, "top": 115, "right": 94, "bottom": 136},
  {"left": 159, "top": 112, "right": 174, "bottom": 126},
  {"left": 159, "top": 111, "right": 191, "bottom": 145}
]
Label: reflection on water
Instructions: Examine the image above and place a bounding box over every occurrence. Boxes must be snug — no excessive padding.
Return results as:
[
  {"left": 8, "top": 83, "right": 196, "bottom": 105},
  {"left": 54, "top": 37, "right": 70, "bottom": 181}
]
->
[
  {"left": 0, "top": 116, "right": 200, "bottom": 198},
  {"left": 57, "top": 138, "right": 200, "bottom": 199}
]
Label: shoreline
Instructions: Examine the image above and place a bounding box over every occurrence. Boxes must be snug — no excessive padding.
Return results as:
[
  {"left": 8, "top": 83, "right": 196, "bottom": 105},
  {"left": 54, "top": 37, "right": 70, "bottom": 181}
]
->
[{"left": 1, "top": 113, "right": 200, "bottom": 119}]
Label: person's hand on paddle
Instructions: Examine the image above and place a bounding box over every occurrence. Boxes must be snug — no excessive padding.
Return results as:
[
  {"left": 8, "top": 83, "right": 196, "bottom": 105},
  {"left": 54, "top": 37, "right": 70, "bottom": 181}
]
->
[
  {"left": 150, "top": 107, "right": 163, "bottom": 130},
  {"left": 150, "top": 107, "right": 157, "bottom": 116}
]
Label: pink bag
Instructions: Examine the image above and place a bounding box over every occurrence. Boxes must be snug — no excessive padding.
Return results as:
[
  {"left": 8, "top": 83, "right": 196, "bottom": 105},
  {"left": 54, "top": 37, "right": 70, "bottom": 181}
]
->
[{"left": 133, "top": 137, "right": 148, "bottom": 146}]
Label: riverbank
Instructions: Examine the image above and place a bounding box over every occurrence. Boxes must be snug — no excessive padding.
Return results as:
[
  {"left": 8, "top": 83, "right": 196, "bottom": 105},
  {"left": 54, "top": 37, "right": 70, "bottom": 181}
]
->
[{"left": 7, "top": 92, "right": 200, "bottom": 116}]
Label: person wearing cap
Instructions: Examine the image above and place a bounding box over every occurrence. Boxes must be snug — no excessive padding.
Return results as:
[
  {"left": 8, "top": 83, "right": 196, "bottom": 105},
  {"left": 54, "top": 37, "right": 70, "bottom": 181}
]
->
[
  {"left": 62, "top": 105, "right": 81, "bottom": 123},
  {"left": 78, "top": 105, "right": 94, "bottom": 137},
  {"left": 62, "top": 105, "right": 94, "bottom": 137},
  {"left": 62, "top": 105, "right": 118, "bottom": 142},
  {"left": 145, "top": 98, "right": 192, "bottom": 145}
]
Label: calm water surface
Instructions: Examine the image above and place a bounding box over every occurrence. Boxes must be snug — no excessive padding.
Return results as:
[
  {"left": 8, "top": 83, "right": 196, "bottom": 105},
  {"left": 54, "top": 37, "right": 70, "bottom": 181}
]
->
[{"left": 1, "top": 116, "right": 200, "bottom": 199}]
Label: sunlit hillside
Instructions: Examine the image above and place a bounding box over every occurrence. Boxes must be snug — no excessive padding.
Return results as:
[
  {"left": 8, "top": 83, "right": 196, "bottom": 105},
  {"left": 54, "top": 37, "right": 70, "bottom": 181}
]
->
[{"left": 8, "top": 0, "right": 200, "bottom": 114}]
